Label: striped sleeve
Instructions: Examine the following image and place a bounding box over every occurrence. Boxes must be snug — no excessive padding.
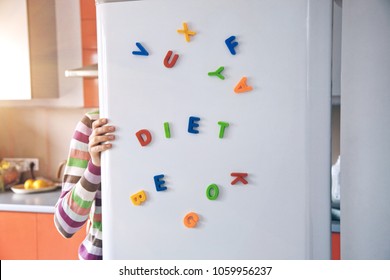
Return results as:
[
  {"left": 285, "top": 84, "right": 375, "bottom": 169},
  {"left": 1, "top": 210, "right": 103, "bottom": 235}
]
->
[{"left": 54, "top": 111, "right": 100, "bottom": 238}]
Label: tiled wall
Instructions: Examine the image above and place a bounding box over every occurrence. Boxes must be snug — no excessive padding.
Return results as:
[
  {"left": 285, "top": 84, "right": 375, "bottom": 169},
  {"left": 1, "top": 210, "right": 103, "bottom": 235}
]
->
[{"left": 0, "top": 107, "right": 89, "bottom": 180}]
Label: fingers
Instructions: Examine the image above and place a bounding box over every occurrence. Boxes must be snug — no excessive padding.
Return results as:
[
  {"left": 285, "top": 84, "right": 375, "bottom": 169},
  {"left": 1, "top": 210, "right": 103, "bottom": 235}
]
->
[
  {"left": 92, "top": 118, "right": 108, "bottom": 130},
  {"left": 90, "top": 143, "right": 112, "bottom": 154},
  {"left": 89, "top": 118, "right": 116, "bottom": 165},
  {"left": 89, "top": 134, "right": 115, "bottom": 147}
]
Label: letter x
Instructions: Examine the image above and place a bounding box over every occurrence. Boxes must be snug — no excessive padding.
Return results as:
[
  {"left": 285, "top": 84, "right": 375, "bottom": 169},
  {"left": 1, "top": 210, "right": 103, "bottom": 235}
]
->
[{"left": 177, "top": 22, "right": 196, "bottom": 42}]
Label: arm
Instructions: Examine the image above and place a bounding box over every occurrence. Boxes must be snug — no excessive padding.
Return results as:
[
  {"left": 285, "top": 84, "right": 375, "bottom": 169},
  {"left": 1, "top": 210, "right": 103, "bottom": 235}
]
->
[{"left": 54, "top": 112, "right": 115, "bottom": 238}]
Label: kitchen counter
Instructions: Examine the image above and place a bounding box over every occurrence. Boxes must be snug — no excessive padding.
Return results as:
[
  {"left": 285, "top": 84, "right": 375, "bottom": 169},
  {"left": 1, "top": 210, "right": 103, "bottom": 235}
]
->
[{"left": 0, "top": 189, "right": 61, "bottom": 213}]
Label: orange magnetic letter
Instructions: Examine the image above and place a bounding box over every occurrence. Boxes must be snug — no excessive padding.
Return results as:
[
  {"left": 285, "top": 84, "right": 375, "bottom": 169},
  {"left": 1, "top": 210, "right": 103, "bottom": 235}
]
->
[
  {"left": 234, "top": 77, "right": 253, "bottom": 93},
  {"left": 183, "top": 212, "right": 199, "bottom": 228}
]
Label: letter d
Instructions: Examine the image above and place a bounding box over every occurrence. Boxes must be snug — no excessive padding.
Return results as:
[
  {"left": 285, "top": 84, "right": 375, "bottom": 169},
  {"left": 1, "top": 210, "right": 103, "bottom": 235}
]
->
[{"left": 136, "top": 129, "right": 152, "bottom": 146}]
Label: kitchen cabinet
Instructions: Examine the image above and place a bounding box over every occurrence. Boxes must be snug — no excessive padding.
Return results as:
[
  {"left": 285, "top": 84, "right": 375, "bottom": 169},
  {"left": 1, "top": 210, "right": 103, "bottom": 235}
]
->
[
  {"left": 80, "top": 0, "right": 99, "bottom": 108},
  {"left": 0, "top": 211, "right": 86, "bottom": 260},
  {"left": 0, "top": 212, "right": 37, "bottom": 259},
  {"left": 0, "top": 0, "right": 59, "bottom": 100},
  {"left": 0, "top": 0, "right": 86, "bottom": 108}
]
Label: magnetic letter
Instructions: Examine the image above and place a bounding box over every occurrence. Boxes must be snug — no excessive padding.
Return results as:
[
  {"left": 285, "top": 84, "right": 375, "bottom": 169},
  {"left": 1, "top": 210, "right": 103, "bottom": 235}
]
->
[
  {"left": 132, "top": 42, "right": 149, "bottom": 56},
  {"left": 217, "top": 121, "right": 229, "bottom": 139},
  {"left": 188, "top": 116, "right": 200, "bottom": 134},
  {"left": 177, "top": 22, "right": 197, "bottom": 42},
  {"left": 206, "top": 184, "right": 220, "bottom": 200},
  {"left": 225, "top": 35, "right": 239, "bottom": 55},
  {"left": 234, "top": 77, "right": 253, "bottom": 93},
  {"left": 130, "top": 190, "right": 147, "bottom": 206},
  {"left": 136, "top": 129, "right": 152, "bottom": 146},
  {"left": 183, "top": 212, "right": 199, "bottom": 228},
  {"left": 208, "top": 66, "right": 225, "bottom": 80},
  {"left": 231, "top": 172, "right": 249, "bottom": 185},
  {"left": 164, "top": 122, "right": 171, "bottom": 138},
  {"left": 164, "top": 50, "right": 179, "bottom": 68},
  {"left": 154, "top": 174, "right": 167, "bottom": 192}
]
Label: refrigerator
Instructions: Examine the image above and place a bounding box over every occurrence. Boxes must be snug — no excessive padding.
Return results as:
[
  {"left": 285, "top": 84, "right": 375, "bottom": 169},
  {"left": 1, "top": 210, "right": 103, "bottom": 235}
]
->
[{"left": 96, "top": 0, "right": 332, "bottom": 260}]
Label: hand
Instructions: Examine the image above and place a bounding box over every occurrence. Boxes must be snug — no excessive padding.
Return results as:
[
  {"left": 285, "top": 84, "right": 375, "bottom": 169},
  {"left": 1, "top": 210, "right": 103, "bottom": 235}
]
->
[{"left": 88, "top": 118, "right": 116, "bottom": 166}]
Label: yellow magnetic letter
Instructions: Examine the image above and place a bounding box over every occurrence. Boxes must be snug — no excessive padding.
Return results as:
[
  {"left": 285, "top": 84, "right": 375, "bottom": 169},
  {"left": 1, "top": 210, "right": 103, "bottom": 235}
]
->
[{"left": 130, "top": 190, "right": 147, "bottom": 206}]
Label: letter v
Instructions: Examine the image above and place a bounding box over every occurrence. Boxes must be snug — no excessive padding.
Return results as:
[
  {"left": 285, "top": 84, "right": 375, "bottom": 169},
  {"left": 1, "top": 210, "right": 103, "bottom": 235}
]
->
[{"left": 132, "top": 42, "right": 149, "bottom": 56}]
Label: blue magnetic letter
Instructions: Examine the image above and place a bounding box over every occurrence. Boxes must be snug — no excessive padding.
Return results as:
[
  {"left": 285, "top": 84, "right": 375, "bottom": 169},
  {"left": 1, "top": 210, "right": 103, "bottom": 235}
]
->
[
  {"left": 154, "top": 174, "right": 167, "bottom": 191},
  {"left": 132, "top": 42, "right": 149, "bottom": 56},
  {"left": 188, "top": 116, "right": 201, "bottom": 134},
  {"left": 225, "top": 35, "right": 238, "bottom": 55}
]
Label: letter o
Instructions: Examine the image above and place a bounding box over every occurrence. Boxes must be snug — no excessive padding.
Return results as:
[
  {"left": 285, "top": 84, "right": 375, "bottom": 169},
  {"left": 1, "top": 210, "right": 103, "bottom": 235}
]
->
[{"left": 206, "top": 183, "right": 219, "bottom": 200}]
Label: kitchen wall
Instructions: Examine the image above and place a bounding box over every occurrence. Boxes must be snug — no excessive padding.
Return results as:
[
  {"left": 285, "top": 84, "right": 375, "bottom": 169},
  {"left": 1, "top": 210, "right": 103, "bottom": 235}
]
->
[
  {"left": 0, "top": 0, "right": 92, "bottom": 181},
  {"left": 0, "top": 107, "right": 89, "bottom": 180}
]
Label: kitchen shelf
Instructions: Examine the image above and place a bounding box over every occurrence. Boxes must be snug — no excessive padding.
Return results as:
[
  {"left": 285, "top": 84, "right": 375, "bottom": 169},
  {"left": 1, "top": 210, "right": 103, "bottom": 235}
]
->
[{"left": 65, "top": 63, "right": 98, "bottom": 78}]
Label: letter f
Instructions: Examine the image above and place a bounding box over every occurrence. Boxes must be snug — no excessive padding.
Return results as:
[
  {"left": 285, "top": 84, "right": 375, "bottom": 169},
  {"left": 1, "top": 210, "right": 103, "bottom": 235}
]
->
[{"left": 225, "top": 35, "right": 239, "bottom": 55}]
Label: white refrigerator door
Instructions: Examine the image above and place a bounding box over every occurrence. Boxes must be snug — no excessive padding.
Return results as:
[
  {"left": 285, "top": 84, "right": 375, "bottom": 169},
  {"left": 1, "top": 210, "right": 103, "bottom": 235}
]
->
[{"left": 97, "top": 0, "right": 332, "bottom": 259}]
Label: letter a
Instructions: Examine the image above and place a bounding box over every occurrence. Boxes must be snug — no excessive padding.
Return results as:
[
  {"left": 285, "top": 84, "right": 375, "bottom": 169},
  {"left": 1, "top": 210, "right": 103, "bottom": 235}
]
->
[
  {"left": 234, "top": 77, "right": 253, "bottom": 93},
  {"left": 135, "top": 129, "right": 152, "bottom": 146}
]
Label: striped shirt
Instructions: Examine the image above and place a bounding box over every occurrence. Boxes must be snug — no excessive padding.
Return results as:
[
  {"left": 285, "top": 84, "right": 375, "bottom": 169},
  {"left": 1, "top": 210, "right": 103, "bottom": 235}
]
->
[{"left": 54, "top": 110, "right": 102, "bottom": 260}]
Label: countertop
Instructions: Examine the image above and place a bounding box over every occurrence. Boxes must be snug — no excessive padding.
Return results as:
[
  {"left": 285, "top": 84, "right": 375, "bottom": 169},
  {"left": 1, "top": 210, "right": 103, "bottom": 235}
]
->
[{"left": 0, "top": 188, "right": 61, "bottom": 213}]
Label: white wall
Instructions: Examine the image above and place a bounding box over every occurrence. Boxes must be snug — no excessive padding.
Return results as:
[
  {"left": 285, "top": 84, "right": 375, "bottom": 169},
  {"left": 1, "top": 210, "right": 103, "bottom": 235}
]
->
[{"left": 341, "top": 0, "right": 390, "bottom": 259}]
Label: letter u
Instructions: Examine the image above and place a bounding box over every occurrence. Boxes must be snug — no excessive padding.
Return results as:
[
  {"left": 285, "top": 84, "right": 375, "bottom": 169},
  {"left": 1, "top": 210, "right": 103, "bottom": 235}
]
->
[{"left": 164, "top": 50, "right": 179, "bottom": 68}]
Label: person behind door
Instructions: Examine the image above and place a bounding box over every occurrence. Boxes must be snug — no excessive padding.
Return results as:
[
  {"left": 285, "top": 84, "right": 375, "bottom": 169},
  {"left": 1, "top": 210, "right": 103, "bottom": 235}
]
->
[{"left": 54, "top": 110, "right": 115, "bottom": 260}]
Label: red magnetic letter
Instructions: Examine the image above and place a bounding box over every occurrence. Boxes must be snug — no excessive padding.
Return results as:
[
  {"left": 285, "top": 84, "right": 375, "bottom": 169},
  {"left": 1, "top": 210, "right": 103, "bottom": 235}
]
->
[
  {"left": 231, "top": 172, "right": 248, "bottom": 185},
  {"left": 136, "top": 129, "right": 152, "bottom": 146},
  {"left": 164, "top": 50, "right": 179, "bottom": 68}
]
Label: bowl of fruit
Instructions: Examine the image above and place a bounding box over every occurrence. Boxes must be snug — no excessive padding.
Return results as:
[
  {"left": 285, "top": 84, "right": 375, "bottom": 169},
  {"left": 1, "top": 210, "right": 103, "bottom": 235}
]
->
[
  {"left": 0, "top": 159, "right": 22, "bottom": 192},
  {"left": 11, "top": 178, "right": 60, "bottom": 194}
]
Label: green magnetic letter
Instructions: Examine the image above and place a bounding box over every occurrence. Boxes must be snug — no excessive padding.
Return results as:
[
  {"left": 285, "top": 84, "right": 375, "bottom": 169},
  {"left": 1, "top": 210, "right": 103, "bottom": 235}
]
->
[
  {"left": 206, "top": 183, "right": 220, "bottom": 200},
  {"left": 218, "top": 121, "right": 229, "bottom": 139},
  {"left": 164, "top": 122, "right": 171, "bottom": 138}
]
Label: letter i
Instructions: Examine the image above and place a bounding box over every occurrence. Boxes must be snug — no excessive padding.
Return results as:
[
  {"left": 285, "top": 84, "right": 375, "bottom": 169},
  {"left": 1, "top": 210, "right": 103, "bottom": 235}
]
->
[{"left": 164, "top": 122, "right": 171, "bottom": 138}]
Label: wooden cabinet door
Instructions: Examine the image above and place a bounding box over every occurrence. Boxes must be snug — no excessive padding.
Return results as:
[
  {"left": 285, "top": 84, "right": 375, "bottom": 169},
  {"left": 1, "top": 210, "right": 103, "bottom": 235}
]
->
[
  {"left": 80, "top": 0, "right": 99, "bottom": 108},
  {"left": 36, "top": 213, "right": 86, "bottom": 260},
  {"left": 0, "top": 212, "right": 37, "bottom": 260}
]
